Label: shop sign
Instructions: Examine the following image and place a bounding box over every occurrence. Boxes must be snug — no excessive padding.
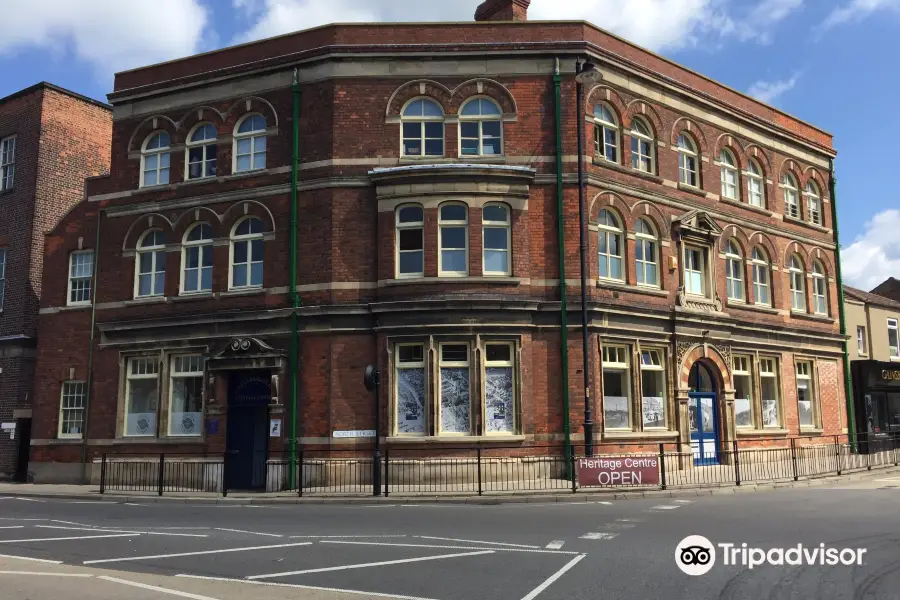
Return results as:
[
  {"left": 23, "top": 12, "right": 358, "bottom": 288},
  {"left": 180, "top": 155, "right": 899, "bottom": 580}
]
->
[
  {"left": 333, "top": 430, "right": 377, "bottom": 439},
  {"left": 881, "top": 370, "right": 900, "bottom": 382},
  {"left": 577, "top": 456, "right": 660, "bottom": 487}
]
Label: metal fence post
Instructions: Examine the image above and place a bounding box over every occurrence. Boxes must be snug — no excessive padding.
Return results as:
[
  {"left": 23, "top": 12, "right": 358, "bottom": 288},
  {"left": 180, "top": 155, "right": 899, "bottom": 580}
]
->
[
  {"left": 835, "top": 435, "right": 842, "bottom": 476},
  {"left": 297, "top": 446, "right": 304, "bottom": 498},
  {"left": 222, "top": 454, "right": 228, "bottom": 498},
  {"left": 658, "top": 443, "right": 667, "bottom": 491},
  {"left": 733, "top": 438, "right": 741, "bottom": 487},
  {"left": 384, "top": 446, "right": 390, "bottom": 498},
  {"left": 867, "top": 441, "right": 872, "bottom": 471},
  {"left": 99, "top": 453, "right": 107, "bottom": 494},
  {"left": 477, "top": 447, "right": 483, "bottom": 497},
  {"left": 570, "top": 446, "right": 578, "bottom": 493},
  {"left": 158, "top": 454, "right": 165, "bottom": 496},
  {"left": 790, "top": 438, "right": 799, "bottom": 482}
]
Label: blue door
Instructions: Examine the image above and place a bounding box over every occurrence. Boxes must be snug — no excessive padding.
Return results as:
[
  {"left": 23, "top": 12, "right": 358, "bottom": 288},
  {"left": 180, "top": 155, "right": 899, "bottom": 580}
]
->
[
  {"left": 689, "top": 393, "right": 719, "bottom": 465},
  {"left": 225, "top": 371, "right": 271, "bottom": 490}
]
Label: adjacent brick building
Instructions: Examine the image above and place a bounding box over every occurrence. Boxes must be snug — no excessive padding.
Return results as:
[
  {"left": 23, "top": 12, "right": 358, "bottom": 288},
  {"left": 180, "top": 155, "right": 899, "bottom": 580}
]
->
[
  {"left": 0, "top": 82, "right": 111, "bottom": 480},
  {"left": 28, "top": 0, "right": 848, "bottom": 486}
]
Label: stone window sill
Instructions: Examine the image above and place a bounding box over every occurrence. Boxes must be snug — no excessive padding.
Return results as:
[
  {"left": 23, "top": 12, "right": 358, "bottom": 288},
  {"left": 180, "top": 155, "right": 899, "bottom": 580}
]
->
[
  {"left": 386, "top": 435, "right": 526, "bottom": 444},
  {"left": 799, "top": 427, "right": 825, "bottom": 436},
  {"left": 597, "top": 280, "right": 668, "bottom": 297},
  {"left": 719, "top": 196, "right": 773, "bottom": 217},
  {"left": 592, "top": 157, "right": 664, "bottom": 184},
  {"left": 790, "top": 311, "right": 835, "bottom": 324},
  {"left": 124, "top": 296, "right": 167, "bottom": 307},
  {"left": 602, "top": 430, "right": 678, "bottom": 440},
  {"left": 46, "top": 438, "right": 84, "bottom": 445},
  {"left": 677, "top": 182, "right": 707, "bottom": 198},
  {"left": 729, "top": 302, "right": 781, "bottom": 315},
  {"left": 380, "top": 276, "right": 526, "bottom": 287},
  {"left": 172, "top": 293, "right": 215, "bottom": 303},
  {"left": 107, "top": 437, "right": 207, "bottom": 445},
  {"left": 454, "top": 156, "right": 507, "bottom": 164},
  {"left": 736, "top": 428, "right": 789, "bottom": 437},
  {"left": 221, "top": 287, "right": 266, "bottom": 297},
  {"left": 783, "top": 214, "right": 831, "bottom": 233}
]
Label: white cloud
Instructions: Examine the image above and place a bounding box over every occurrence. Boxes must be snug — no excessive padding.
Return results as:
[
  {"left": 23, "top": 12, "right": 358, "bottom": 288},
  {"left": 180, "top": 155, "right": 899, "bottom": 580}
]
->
[
  {"left": 737, "top": 0, "right": 804, "bottom": 43},
  {"left": 0, "top": 0, "right": 209, "bottom": 76},
  {"left": 747, "top": 74, "right": 799, "bottom": 103},
  {"left": 820, "top": 0, "right": 900, "bottom": 32},
  {"left": 841, "top": 210, "right": 900, "bottom": 291}
]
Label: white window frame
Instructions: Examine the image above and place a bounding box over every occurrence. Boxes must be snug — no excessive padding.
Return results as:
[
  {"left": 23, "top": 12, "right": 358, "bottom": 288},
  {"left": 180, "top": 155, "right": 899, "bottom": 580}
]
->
[
  {"left": 602, "top": 345, "right": 632, "bottom": 431},
  {"left": 639, "top": 349, "right": 666, "bottom": 429},
  {"left": 751, "top": 247, "right": 771, "bottom": 306},
  {"left": 124, "top": 357, "right": 160, "bottom": 437},
  {"left": 725, "top": 241, "right": 745, "bottom": 303},
  {"left": 168, "top": 355, "right": 205, "bottom": 437},
  {"left": 140, "top": 131, "right": 171, "bottom": 188},
  {"left": 67, "top": 250, "right": 94, "bottom": 307},
  {"left": 482, "top": 203, "right": 511, "bottom": 277},
  {"left": 747, "top": 159, "right": 765, "bottom": 208},
  {"left": 805, "top": 181, "right": 822, "bottom": 226},
  {"left": 181, "top": 223, "right": 213, "bottom": 295},
  {"left": 0, "top": 135, "right": 15, "bottom": 191},
  {"left": 229, "top": 217, "right": 265, "bottom": 290},
  {"left": 795, "top": 360, "right": 817, "bottom": 429},
  {"left": 732, "top": 355, "right": 754, "bottom": 429},
  {"left": 634, "top": 218, "right": 659, "bottom": 288},
  {"left": 782, "top": 173, "right": 800, "bottom": 219},
  {"left": 396, "top": 204, "right": 425, "bottom": 278},
  {"left": 458, "top": 97, "right": 503, "bottom": 157},
  {"left": 684, "top": 245, "right": 707, "bottom": 297},
  {"left": 58, "top": 381, "right": 87, "bottom": 439},
  {"left": 593, "top": 104, "right": 619, "bottom": 164},
  {"left": 811, "top": 262, "right": 828, "bottom": 316},
  {"left": 438, "top": 203, "right": 469, "bottom": 277},
  {"left": 394, "top": 343, "right": 427, "bottom": 437},
  {"left": 719, "top": 149, "right": 738, "bottom": 200},
  {"left": 630, "top": 117, "right": 655, "bottom": 174},
  {"left": 677, "top": 133, "right": 699, "bottom": 187},
  {"left": 134, "top": 229, "right": 166, "bottom": 298},
  {"left": 185, "top": 122, "right": 218, "bottom": 181},
  {"left": 889, "top": 318, "right": 900, "bottom": 359},
  {"left": 401, "top": 98, "right": 445, "bottom": 158},
  {"left": 857, "top": 326, "right": 868, "bottom": 356},
  {"left": 483, "top": 342, "right": 517, "bottom": 435},
  {"left": 233, "top": 114, "right": 267, "bottom": 173},
  {"left": 597, "top": 209, "right": 624, "bottom": 282},
  {"left": 438, "top": 342, "right": 472, "bottom": 436},
  {"left": 0, "top": 247, "right": 5, "bottom": 310},
  {"left": 759, "top": 357, "right": 782, "bottom": 428},
  {"left": 789, "top": 255, "right": 806, "bottom": 313}
]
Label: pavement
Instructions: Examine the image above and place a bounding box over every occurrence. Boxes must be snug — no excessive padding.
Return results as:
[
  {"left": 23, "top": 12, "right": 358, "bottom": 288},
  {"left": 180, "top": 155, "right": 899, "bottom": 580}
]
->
[{"left": 2, "top": 474, "right": 900, "bottom": 599}]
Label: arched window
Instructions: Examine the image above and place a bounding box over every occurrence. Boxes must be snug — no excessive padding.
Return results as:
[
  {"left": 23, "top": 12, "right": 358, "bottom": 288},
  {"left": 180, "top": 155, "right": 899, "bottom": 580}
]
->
[
  {"left": 806, "top": 181, "right": 822, "bottom": 226},
  {"left": 181, "top": 223, "right": 213, "bottom": 294},
  {"left": 719, "top": 149, "right": 738, "bottom": 200},
  {"left": 782, "top": 173, "right": 799, "bottom": 219},
  {"left": 396, "top": 204, "right": 424, "bottom": 278},
  {"left": 141, "top": 132, "right": 170, "bottom": 187},
  {"left": 747, "top": 159, "right": 765, "bottom": 208},
  {"left": 233, "top": 114, "right": 267, "bottom": 173},
  {"left": 439, "top": 203, "right": 468, "bottom": 276},
  {"left": 597, "top": 209, "right": 623, "bottom": 281},
  {"left": 751, "top": 247, "right": 771, "bottom": 307},
  {"left": 677, "top": 133, "right": 699, "bottom": 187},
  {"left": 135, "top": 230, "right": 166, "bottom": 297},
  {"left": 401, "top": 98, "right": 444, "bottom": 157},
  {"left": 186, "top": 123, "right": 217, "bottom": 180},
  {"left": 593, "top": 104, "right": 618, "bottom": 163},
  {"left": 630, "top": 117, "right": 655, "bottom": 173},
  {"left": 459, "top": 98, "right": 502, "bottom": 157},
  {"left": 789, "top": 254, "right": 806, "bottom": 312},
  {"left": 483, "top": 203, "right": 510, "bottom": 276},
  {"left": 634, "top": 218, "right": 658, "bottom": 287},
  {"left": 812, "top": 261, "right": 828, "bottom": 315},
  {"left": 725, "top": 240, "right": 744, "bottom": 302},
  {"left": 230, "top": 217, "right": 264, "bottom": 289}
]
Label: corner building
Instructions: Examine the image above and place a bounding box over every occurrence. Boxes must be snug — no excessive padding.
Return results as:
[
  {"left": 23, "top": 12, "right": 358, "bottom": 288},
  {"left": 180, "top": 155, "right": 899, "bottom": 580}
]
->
[{"left": 29, "top": 0, "right": 848, "bottom": 485}]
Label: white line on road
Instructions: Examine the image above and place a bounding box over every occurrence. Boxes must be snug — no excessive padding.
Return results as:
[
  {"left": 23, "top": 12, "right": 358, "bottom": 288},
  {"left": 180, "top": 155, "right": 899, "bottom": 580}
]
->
[
  {"left": 675, "top": 500, "right": 692, "bottom": 503},
  {"left": 35, "top": 525, "right": 208, "bottom": 538},
  {"left": 247, "top": 549, "right": 495, "bottom": 580},
  {"left": 215, "top": 528, "right": 282, "bottom": 538},
  {"left": 176, "top": 574, "right": 442, "bottom": 600},
  {"left": 320, "top": 540, "right": 581, "bottom": 555},
  {"left": 51, "top": 520, "right": 95, "bottom": 527},
  {"left": 416, "top": 536, "right": 540, "bottom": 549},
  {"left": 651, "top": 505, "right": 680, "bottom": 510},
  {"left": 83, "top": 542, "right": 313, "bottom": 565},
  {"left": 288, "top": 535, "right": 407, "bottom": 539},
  {"left": 14, "top": 497, "right": 46, "bottom": 502},
  {"left": 0, "top": 526, "right": 25, "bottom": 530},
  {"left": 0, "top": 518, "right": 44, "bottom": 521},
  {"left": 98, "top": 576, "right": 223, "bottom": 600},
  {"left": 72, "top": 501, "right": 108, "bottom": 505},
  {"left": 545, "top": 541, "right": 565, "bottom": 550},
  {"left": 0, "top": 571, "right": 93, "bottom": 577},
  {"left": 156, "top": 527, "right": 211, "bottom": 530},
  {"left": 520, "top": 554, "right": 586, "bottom": 600},
  {"left": 596, "top": 501, "right": 613, "bottom": 505},
  {"left": 580, "top": 533, "right": 618, "bottom": 540},
  {"left": 0, "top": 534, "right": 136, "bottom": 544},
  {"left": 0, "top": 554, "right": 62, "bottom": 564}
]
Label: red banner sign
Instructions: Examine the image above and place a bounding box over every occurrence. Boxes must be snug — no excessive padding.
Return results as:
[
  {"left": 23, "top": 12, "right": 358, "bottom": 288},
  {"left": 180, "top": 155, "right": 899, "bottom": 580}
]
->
[{"left": 577, "top": 456, "right": 660, "bottom": 487}]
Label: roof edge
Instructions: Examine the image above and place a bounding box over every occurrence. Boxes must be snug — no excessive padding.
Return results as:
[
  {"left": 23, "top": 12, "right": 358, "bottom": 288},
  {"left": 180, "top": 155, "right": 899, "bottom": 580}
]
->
[{"left": 0, "top": 81, "right": 111, "bottom": 111}]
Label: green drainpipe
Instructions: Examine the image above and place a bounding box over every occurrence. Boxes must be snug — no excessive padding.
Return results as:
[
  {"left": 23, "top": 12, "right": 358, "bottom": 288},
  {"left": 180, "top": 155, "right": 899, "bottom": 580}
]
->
[
  {"left": 289, "top": 70, "right": 301, "bottom": 487},
  {"left": 829, "top": 157, "right": 856, "bottom": 450},
  {"left": 554, "top": 59, "right": 573, "bottom": 470},
  {"left": 80, "top": 206, "right": 102, "bottom": 483}
]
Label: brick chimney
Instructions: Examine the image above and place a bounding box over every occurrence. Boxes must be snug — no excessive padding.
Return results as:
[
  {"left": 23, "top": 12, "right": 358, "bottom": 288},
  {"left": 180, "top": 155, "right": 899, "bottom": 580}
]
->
[{"left": 474, "top": 0, "right": 531, "bottom": 22}]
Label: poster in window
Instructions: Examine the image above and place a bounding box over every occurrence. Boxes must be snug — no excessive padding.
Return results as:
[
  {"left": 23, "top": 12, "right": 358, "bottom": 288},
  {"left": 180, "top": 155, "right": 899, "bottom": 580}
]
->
[
  {"left": 641, "top": 396, "right": 665, "bottom": 428},
  {"left": 397, "top": 368, "right": 425, "bottom": 434},
  {"left": 440, "top": 367, "right": 470, "bottom": 433},
  {"left": 762, "top": 399, "right": 779, "bottom": 427},
  {"left": 734, "top": 398, "right": 753, "bottom": 428},
  {"left": 486, "top": 367, "right": 514, "bottom": 433},
  {"left": 604, "top": 396, "right": 629, "bottom": 429}
]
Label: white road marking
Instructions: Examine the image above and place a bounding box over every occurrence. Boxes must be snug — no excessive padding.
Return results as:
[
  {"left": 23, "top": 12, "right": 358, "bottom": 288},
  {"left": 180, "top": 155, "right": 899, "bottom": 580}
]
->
[
  {"left": 36, "top": 525, "right": 208, "bottom": 538},
  {"left": 596, "top": 501, "right": 613, "bottom": 505},
  {"left": 0, "top": 526, "right": 25, "bottom": 530},
  {"left": 616, "top": 518, "right": 641, "bottom": 523},
  {"left": 215, "top": 528, "right": 282, "bottom": 538},
  {"left": 875, "top": 478, "right": 900, "bottom": 483},
  {"left": 51, "top": 520, "right": 95, "bottom": 527},
  {"left": 72, "top": 501, "right": 108, "bottom": 505},
  {"left": 0, "top": 518, "right": 44, "bottom": 521},
  {"left": 176, "top": 573, "right": 442, "bottom": 600},
  {"left": 545, "top": 541, "right": 565, "bottom": 550},
  {"left": 0, "top": 571, "right": 93, "bottom": 577},
  {"left": 320, "top": 540, "right": 580, "bottom": 555},
  {"left": 14, "top": 497, "right": 45, "bottom": 502},
  {"left": 98, "top": 576, "right": 223, "bottom": 600},
  {"left": 156, "top": 527, "right": 211, "bottom": 531},
  {"left": 0, "top": 554, "right": 62, "bottom": 564},
  {"left": 674, "top": 500, "right": 692, "bottom": 504},
  {"left": 416, "top": 536, "right": 540, "bottom": 549},
  {"left": 520, "top": 554, "right": 586, "bottom": 600},
  {"left": 83, "top": 542, "right": 313, "bottom": 565},
  {"left": 288, "top": 535, "right": 407, "bottom": 539},
  {"left": 579, "top": 533, "right": 618, "bottom": 540},
  {"left": 123, "top": 503, "right": 145, "bottom": 506},
  {"left": 247, "top": 549, "right": 495, "bottom": 580},
  {"left": 0, "top": 534, "right": 136, "bottom": 544},
  {"left": 651, "top": 505, "right": 680, "bottom": 510}
]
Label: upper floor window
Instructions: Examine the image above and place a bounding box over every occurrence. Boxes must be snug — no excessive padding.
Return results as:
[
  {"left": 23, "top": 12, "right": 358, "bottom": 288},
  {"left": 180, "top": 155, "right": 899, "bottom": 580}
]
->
[
  {"left": 181, "top": 223, "right": 213, "bottom": 294},
  {"left": 483, "top": 203, "right": 511, "bottom": 276},
  {"left": 684, "top": 245, "right": 707, "bottom": 297},
  {"left": 719, "top": 149, "right": 738, "bottom": 200},
  {"left": 439, "top": 203, "right": 468, "bottom": 276},
  {"left": 141, "top": 132, "right": 170, "bottom": 187},
  {"left": 186, "top": 123, "right": 217, "bottom": 180},
  {"left": 634, "top": 218, "right": 658, "bottom": 288},
  {"left": 857, "top": 325, "right": 868, "bottom": 356},
  {"left": 401, "top": 98, "right": 444, "bottom": 157},
  {"left": 806, "top": 181, "right": 822, "bottom": 225},
  {"left": 677, "top": 133, "right": 699, "bottom": 187},
  {"left": 68, "top": 250, "right": 93, "bottom": 306},
  {"left": 0, "top": 135, "right": 15, "bottom": 191},
  {"left": 135, "top": 230, "right": 166, "bottom": 298},
  {"left": 747, "top": 159, "right": 765, "bottom": 208},
  {"left": 788, "top": 254, "right": 806, "bottom": 312},
  {"left": 889, "top": 318, "right": 900, "bottom": 358},
  {"left": 725, "top": 240, "right": 744, "bottom": 302},
  {"left": 811, "top": 261, "right": 828, "bottom": 315},
  {"left": 230, "top": 217, "right": 264, "bottom": 289},
  {"left": 234, "top": 114, "right": 267, "bottom": 173},
  {"left": 630, "top": 117, "right": 655, "bottom": 173},
  {"left": 782, "top": 173, "right": 799, "bottom": 219},
  {"left": 593, "top": 104, "right": 618, "bottom": 163},
  {"left": 597, "top": 209, "right": 623, "bottom": 281},
  {"left": 0, "top": 247, "right": 5, "bottom": 310},
  {"left": 459, "top": 98, "right": 502, "bottom": 157},
  {"left": 751, "top": 247, "right": 771, "bottom": 307},
  {"left": 396, "top": 204, "right": 424, "bottom": 278}
]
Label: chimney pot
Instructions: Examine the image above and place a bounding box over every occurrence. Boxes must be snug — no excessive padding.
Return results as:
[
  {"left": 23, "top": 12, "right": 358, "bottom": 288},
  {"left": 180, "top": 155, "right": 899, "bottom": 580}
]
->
[{"left": 474, "top": 0, "right": 531, "bottom": 22}]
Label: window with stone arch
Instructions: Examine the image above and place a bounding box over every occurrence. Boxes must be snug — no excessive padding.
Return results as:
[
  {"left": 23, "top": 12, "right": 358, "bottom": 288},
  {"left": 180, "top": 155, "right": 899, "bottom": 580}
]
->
[
  {"left": 186, "top": 122, "right": 218, "bottom": 180},
  {"left": 806, "top": 180, "right": 822, "bottom": 226},
  {"left": 634, "top": 218, "right": 659, "bottom": 288},
  {"left": 230, "top": 217, "right": 265, "bottom": 289},
  {"left": 135, "top": 229, "right": 166, "bottom": 298},
  {"left": 140, "top": 131, "right": 171, "bottom": 188},
  {"left": 677, "top": 133, "right": 700, "bottom": 187},
  {"left": 592, "top": 103, "right": 619, "bottom": 163},
  {"left": 751, "top": 247, "right": 772, "bottom": 307},
  {"left": 401, "top": 98, "right": 444, "bottom": 157},
  {"left": 747, "top": 159, "right": 765, "bottom": 208},
  {"left": 233, "top": 114, "right": 267, "bottom": 173},
  {"left": 789, "top": 253, "right": 806, "bottom": 313},
  {"left": 725, "top": 240, "right": 745, "bottom": 302},
  {"left": 719, "top": 148, "right": 738, "bottom": 200},
  {"left": 597, "top": 209, "right": 624, "bottom": 282},
  {"left": 459, "top": 97, "right": 502, "bottom": 157},
  {"left": 630, "top": 116, "right": 655, "bottom": 173},
  {"left": 181, "top": 223, "right": 214, "bottom": 294},
  {"left": 812, "top": 260, "right": 828, "bottom": 316},
  {"left": 782, "top": 172, "right": 800, "bottom": 219}
]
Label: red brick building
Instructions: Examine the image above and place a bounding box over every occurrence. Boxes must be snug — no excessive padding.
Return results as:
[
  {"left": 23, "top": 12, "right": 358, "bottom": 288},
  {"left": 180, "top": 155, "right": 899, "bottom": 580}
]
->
[
  {"left": 28, "top": 0, "right": 847, "bottom": 486},
  {"left": 0, "top": 83, "right": 111, "bottom": 480}
]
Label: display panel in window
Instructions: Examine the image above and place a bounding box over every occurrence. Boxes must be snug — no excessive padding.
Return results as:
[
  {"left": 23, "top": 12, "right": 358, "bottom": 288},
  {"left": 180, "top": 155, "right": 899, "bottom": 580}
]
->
[
  {"left": 759, "top": 358, "right": 781, "bottom": 428},
  {"left": 485, "top": 344, "right": 514, "bottom": 434},
  {"left": 733, "top": 355, "right": 753, "bottom": 428},
  {"left": 603, "top": 346, "right": 631, "bottom": 430},
  {"left": 640, "top": 350, "right": 666, "bottom": 429},
  {"left": 439, "top": 344, "right": 470, "bottom": 434},
  {"left": 396, "top": 344, "right": 426, "bottom": 435},
  {"left": 169, "top": 355, "right": 205, "bottom": 436}
]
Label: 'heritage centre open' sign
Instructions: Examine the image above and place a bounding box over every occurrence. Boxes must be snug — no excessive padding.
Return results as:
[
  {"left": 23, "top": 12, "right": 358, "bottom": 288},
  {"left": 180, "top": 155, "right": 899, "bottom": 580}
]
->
[{"left": 577, "top": 456, "right": 660, "bottom": 487}]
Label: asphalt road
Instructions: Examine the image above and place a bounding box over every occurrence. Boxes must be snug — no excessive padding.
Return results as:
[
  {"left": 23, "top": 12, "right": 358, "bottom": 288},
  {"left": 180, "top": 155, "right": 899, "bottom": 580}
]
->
[{"left": 2, "top": 478, "right": 900, "bottom": 600}]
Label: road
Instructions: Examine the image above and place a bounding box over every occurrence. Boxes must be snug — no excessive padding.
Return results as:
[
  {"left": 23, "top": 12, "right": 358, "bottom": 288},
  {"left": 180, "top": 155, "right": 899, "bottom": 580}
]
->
[{"left": 2, "top": 477, "right": 900, "bottom": 599}]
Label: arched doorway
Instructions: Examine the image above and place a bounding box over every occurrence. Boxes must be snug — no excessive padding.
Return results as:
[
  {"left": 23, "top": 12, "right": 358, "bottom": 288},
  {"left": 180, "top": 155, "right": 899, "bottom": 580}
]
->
[{"left": 688, "top": 361, "right": 720, "bottom": 465}]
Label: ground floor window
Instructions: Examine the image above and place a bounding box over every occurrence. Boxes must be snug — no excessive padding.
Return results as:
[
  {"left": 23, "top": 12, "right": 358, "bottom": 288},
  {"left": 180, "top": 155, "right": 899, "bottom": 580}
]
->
[
  {"left": 640, "top": 349, "right": 666, "bottom": 429},
  {"left": 125, "top": 357, "right": 160, "bottom": 436},
  {"left": 484, "top": 343, "right": 515, "bottom": 434},
  {"left": 733, "top": 355, "right": 753, "bottom": 428},
  {"left": 395, "top": 344, "right": 426, "bottom": 434},
  {"left": 759, "top": 357, "right": 782, "bottom": 428},
  {"left": 169, "top": 355, "right": 205, "bottom": 436},
  {"left": 602, "top": 345, "right": 631, "bottom": 430},
  {"left": 58, "top": 381, "right": 86, "bottom": 438}
]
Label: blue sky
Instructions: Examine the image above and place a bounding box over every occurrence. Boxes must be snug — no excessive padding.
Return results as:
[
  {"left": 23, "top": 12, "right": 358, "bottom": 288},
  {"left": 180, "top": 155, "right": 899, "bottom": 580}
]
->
[{"left": 1, "top": 0, "right": 898, "bottom": 289}]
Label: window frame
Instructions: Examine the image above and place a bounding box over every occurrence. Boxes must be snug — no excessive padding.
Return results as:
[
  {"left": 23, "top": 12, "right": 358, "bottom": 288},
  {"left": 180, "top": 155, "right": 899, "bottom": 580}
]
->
[
  {"left": 67, "top": 250, "right": 94, "bottom": 307},
  {"left": 788, "top": 255, "right": 806, "bottom": 313},
  {"left": 400, "top": 98, "right": 445, "bottom": 158},
  {"left": 180, "top": 223, "right": 214, "bottom": 295},
  {"left": 889, "top": 318, "right": 900, "bottom": 359},
  {"left": 394, "top": 343, "right": 428, "bottom": 437},
  {"left": 458, "top": 97, "right": 504, "bottom": 157},
  {"left": 592, "top": 103, "right": 619, "bottom": 164},
  {"left": 782, "top": 173, "right": 800, "bottom": 219},
  {"left": 795, "top": 360, "right": 818, "bottom": 429},
  {"left": 438, "top": 203, "right": 469, "bottom": 277},
  {"left": 811, "top": 262, "right": 828, "bottom": 316},
  {"left": 732, "top": 355, "right": 754, "bottom": 429},
  {"left": 746, "top": 159, "right": 765, "bottom": 208},
  {"left": 602, "top": 345, "right": 632, "bottom": 431},
  {"left": 639, "top": 348, "right": 667, "bottom": 430},
  {"left": 857, "top": 325, "right": 868, "bottom": 356},
  {"left": 58, "top": 381, "right": 87, "bottom": 439},
  {"left": 167, "top": 354, "right": 206, "bottom": 437},
  {"left": 630, "top": 117, "right": 655, "bottom": 174},
  {"left": 134, "top": 229, "right": 167, "bottom": 299},
  {"left": 634, "top": 218, "right": 659, "bottom": 288},
  {"left": 0, "top": 134, "right": 15, "bottom": 191},
  {"left": 751, "top": 247, "right": 771, "bottom": 307},
  {"left": 683, "top": 244, "right": 708, "bottom": 298},
  {"left": 805, "top": 181, "right": 822, "bottom": 226},
  {"left": 396, "top": 204, "right": 425, "bottom": 279},
  {"left": 124, "top": 356, "right": 160, "bottom": 437},
  {"left": 725, "top": 240, "right": 745, "bottom": 303},
  {"left": 437, "top": 342, "right": 472, "bottom": 436},
  {"left": 482, "top": 203, "right": 511, "bottom": 277},
  {"left": 483, "top": 342, "right": 517, "bottom": 435},
  {"left": 0, "top": 247, "right": 5, "bottom": 310},
  {"left": 759, "top": 357, "right": 782, "bottom": 429},
  {"left": 677, "top": 133, "right": 699, "bottom": 188},
  {"left": 597, "top": 209, "right": 624, "bottom": 282},
  {"left": 719, "top": 149, "right": 739, "bottom": 200},
  {"left": 185, "top": 122, "right": 218, "bottom": 181},
  {"left": 140, "top": 131, "right": 171, "bottom": 188},
  {"left": 232, "top": 113, "right": 268, "bottom": 173},
  {"left": 229, "top": 217, "right": 265, "bottom": 290}
]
